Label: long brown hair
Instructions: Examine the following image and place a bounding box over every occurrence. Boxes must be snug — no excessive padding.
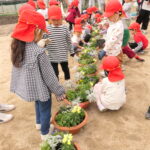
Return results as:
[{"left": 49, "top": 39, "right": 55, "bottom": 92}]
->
[{"left": 11, "top": 38, "right": 26, "bottom": 68}]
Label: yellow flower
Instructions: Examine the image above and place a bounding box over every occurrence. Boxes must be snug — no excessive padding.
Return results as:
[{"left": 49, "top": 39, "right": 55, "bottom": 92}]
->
[{"left": 67, "top": 141, "right": 71, "bottom": 145}]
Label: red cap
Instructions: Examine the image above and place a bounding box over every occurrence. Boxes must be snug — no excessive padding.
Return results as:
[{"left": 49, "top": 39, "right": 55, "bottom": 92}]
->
[
  {"left": 18, "top": 3, "right": 35, "bottom": 15},
  {"left": 95, "top": 13, "right": 101, "bottom": 18},
  {"left": 74, "top": 24, "right": 82, "bottom": 32},
  {"left": 104, "top": 0, "right": 125, "bottom": 17},
  {"left": 48, "top": 5, "right": 62, "bottom": 20},
  {"left": 49, "top": 0, "right": 60, "bottom": 6},
  {"left": 86, "top": 25, "right": 92, "bottom": 30},
  {"left": 128, "top": 22, "right": 141, "bottom": 32},
  {"left": 81, "top": 14, "right": 89, "bottom": 19},
  {"left": 91, "top": 6, "right": 98, "bottom": 12},
  {"left": 37, "top": 0, "right": 46, "bottom": 9},
  {"left": 75, "top": 17, "right": 83, "bottom": 24},
  {"left": 72, "top": 0, "right": 79, "bottom": 7},
  {"left": 27, "top": 0, "right": 36, "bottom": 9},
  {"left": 11, "top": 10, "right": 47, "bottom": 42},
  {"left": 100, "top": 56, "right": 124, "bottom": 82},
  {"left": 87, "top": 7, "right": 93, "bottom": 14}
]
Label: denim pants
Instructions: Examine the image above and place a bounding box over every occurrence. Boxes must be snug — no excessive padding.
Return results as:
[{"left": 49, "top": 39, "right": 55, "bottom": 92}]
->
[
  {"left": 35, "top": 99, "right": 51, "bottom": 135},
  {"left": 98, "top": 50, "right": 106, "bottom": 60}
]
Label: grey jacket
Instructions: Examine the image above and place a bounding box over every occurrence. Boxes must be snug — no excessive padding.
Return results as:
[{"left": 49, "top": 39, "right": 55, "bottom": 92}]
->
[{"left": 10, "top": 42, "right": 65, "bottom": 102}]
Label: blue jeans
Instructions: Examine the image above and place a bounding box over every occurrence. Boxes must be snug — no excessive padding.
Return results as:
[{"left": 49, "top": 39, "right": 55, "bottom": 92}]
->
[
  {"left": 35, "top": 99, "right": 51, "bottom": 135},
  {"left": 98, "top": 50, "right": 106, "bottom": 60}
]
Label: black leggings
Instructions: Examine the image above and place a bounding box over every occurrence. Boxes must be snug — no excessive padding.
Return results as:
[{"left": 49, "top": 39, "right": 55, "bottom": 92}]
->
[
  {"left": 51, "top": 62, "right": 70, "bottom": 80},
  {"left": 129, "top": 42, "right": 143, "bottom": 52},
  {"left": 136, "top": 9, "right": 150, "bottom": 30},
  {"left": 68, "top": 22, "right": 74, "bottom": 31}
]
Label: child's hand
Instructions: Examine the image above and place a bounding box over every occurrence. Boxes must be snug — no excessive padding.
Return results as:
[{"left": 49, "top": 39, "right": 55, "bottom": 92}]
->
[
  {"left": 56, "top": 94, "right": 66, "bottom": 102},
  {"left": 37, "top": 39, "right": 51, "bottom": 48}
]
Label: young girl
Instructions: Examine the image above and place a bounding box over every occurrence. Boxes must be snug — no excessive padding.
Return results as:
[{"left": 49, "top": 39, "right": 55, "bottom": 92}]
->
[
  {"left": 93, "top": 56, "right": 126, "bottom": 111},
  {"left": 66, "top": 0, "right": 81, "bottom": 31},
  {"left": 10, "top": 9, "right": 65, "bottom": 140},
  {"left": 98, "top": 0, "right": 124, "bottom": 61},
  {"left": 37, "top": 0, "right": 48, "bottom": 20},
  {"left": 128, "top": 22, "right": 149, "bottom": 53},
  {"left": 47, "top": 5, "right": 74, "bottom": 80}
]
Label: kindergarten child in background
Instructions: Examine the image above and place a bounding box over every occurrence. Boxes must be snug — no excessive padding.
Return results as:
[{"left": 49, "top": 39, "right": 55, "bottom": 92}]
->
[
  {"left": 71, "top": 24, "right": 84, "bottom": 53},
  {"left": 122, "top": 0, "right": 133, "bottom": 26},
  {"left": 128, "top": 22, "right": 149, "bottom": 53},
  {"left": 65, "top": 0, "right": 81, "bottom": 31},
  {"left": 93, "top": 56, "right": 126, "bottom": 112},
  {"left": 37, "top": 0, "right": 48, "bottom": 20},
  {"left": 98, "top": 0, "right": 124, "bottom": 61},
  {"left": 10, "top": 9, "right": 65, "bottom": 140},
  {"left": 46, "top": 5, "right": 74, "bottom": 80}
]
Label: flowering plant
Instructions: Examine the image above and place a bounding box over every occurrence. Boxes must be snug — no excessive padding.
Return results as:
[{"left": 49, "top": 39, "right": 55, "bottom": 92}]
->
[
  {"left": 78, "top": 64, "right": 97, "bottom": 75},
  {"left": 55, "top": 105, "right": 85, "bottom": 127},
  {"left": 40, "top": 132, "right": 76, "bottom": 150}
]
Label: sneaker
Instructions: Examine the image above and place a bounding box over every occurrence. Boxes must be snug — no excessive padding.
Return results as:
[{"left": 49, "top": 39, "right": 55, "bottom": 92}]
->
[
  {"left": 145, "top": 112, "right": 150, "bottom": 120},
  {"left": 135, "top": 57, "right": 145, "bottom": 62},
  {"left": 0, "top": 104, "right": 15, "bottom": 112},
  {"left": 36, "top": 124, "right": 41, "bottom": 130},
  {"left": 0, "top": 112, "right": 13, "bottom": 123}
]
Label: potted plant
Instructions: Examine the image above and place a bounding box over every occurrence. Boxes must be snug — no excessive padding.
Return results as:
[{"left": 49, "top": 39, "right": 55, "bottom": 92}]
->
[
  {"left": 78, "top": 64, "right": 97, "bottom": 76},
  {"left": 53, "top": 105, "right": 88, "bottom": 134},
  {"left": 40, "top": 132, "right": 80, "bottom": 150}
]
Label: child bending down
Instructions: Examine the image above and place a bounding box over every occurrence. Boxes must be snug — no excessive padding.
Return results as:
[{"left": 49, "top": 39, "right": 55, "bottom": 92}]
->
[
  {"left": 128, "top": 22, "right": 149, "bottom": 53},
  {"left": 93, "top": 56, "right": 126, "bottom": 111}
]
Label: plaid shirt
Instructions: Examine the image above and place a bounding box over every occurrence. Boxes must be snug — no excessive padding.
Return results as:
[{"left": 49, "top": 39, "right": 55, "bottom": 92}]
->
[{"left": 10, "top": 42, "right": 65, "bottom": 102}]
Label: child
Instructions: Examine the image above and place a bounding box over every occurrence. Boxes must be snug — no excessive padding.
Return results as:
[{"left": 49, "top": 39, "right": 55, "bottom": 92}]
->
[
  {"left": 93, "top": 56, "right": 126, "bottom": 111},
  {"left": 10, "top": 9, "right": 65, "bottom": 140},
  {"left": 71, "top": 24, "right": 83, "bottom": 53},
  {"left": 65, "top": 0, "right": 81, "bottom": 31},
  {"left": 37, "top": 0, "right": 48, "bottom": 20},
  {"left": 98, "top": 0, "right": 124, "bottom": 61},
  {"left": 47, "top": 5, "right": 74, "bottom": 80},
  {"left": 128, "top": 22, "right": 149, "bottom": 53}
]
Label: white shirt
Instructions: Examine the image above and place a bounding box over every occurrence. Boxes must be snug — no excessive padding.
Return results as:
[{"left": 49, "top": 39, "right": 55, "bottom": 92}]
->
[
  {"left": 94, "top": 78, "right": 126, "bottom": 110},
  {"left": 37, "top": 8, "right": 48, "bottom": 20},
  {"left": 104, "top": 20, "right": 124, "bottom": 56},
  {"left": 142, "top": 0, "right": 150, "bottom": 11}
]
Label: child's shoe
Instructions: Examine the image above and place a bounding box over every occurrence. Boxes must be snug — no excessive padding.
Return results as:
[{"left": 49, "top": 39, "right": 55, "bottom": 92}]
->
[
  {"left": 36, "top": 124, "right": 41, "bottom": 130},
  {"left": 135, "top": 55, "right": 145, "bottom": 62},
  {"left": 0, "top": 112, "right": 13, "bottom": 123},
  {"left": 0, "top": 104, "right": 15, "bottom": 112}
]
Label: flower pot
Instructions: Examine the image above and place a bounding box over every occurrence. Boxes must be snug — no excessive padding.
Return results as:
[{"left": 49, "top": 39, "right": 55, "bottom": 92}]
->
[
  {"left": 52, "top": 110, "right": 88, "bottom": 134},
  {"left": 64, "top": 99, "right": 90, "bottom": 109},
  {"left": 86, "top": 71, "right": 98, "bottom": 77},
  {"left": 74, "top": 143, "right": 80, "bottom": 150}
]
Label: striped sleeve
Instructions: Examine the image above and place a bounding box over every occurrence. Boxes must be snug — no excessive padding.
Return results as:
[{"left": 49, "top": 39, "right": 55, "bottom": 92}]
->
[{"left": 38, "top": 52, "right": 65, "bottom": 96}]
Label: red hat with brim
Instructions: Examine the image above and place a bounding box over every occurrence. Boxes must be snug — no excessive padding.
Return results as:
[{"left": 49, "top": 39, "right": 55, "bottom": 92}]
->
[
  {"left": 12, "top": 10, "right": 47, "bottom": 42},
  {"left": 27, "top": 0, "right": 36, "bottom": 9},
  {"left": 75, "top": 17, "right": 83, "bottom": 24},
  {"left": 104, "top": 0, "right": 126, "bottom": 18},
  {"left": 91, "top": 6, "right": 98, "bottom": 12},
  {"left": 81, "top": 14, "right": 89, "bottom": 19},
  {"left": 100, "top": 56, "right": 124, "bottom": 82},
  {"left": 37, "top": 0, "right": 46, "bottom": 9},
  {"left": 18, "top": 3, "right": 35, "bottom": 15},
  {"left": 48, "top": 5, "right": 62, "bottom": 20},
  {"left": 74, "top": 24, "right": 82, "bottom": 32},
  {"left": 128, "top": 22, "right": 141, "bottom": 32},
  {"left": 49, "top": 0, "right": 60, "bottom": 6},
  {"left": 87, "top": 7, "right": 93, "bottom": 14}
]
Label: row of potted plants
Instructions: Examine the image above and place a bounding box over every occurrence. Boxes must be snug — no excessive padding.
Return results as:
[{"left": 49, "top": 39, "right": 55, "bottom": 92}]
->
[{"left": 40, "top": 26, "right": 101, "bottom": 150}]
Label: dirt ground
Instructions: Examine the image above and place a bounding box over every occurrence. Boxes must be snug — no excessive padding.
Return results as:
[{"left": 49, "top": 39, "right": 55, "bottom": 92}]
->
[{"left": 0, "top": 23, "right": 150, "bottom": 150}]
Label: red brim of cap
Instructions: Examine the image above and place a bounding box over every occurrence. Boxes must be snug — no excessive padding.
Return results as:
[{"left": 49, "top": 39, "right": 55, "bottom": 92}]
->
[
  {"left": 11, "top": 23, "right": 35, "bottom": 42},
  {"left": 74, "top": 29, "right": 82, "bottom": 32},
  {"left": 103, "top": 11, "right": 114, "bottom": 18},
  {"left": 108, "top": 68, "right": 124, "bottom": 82}
]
